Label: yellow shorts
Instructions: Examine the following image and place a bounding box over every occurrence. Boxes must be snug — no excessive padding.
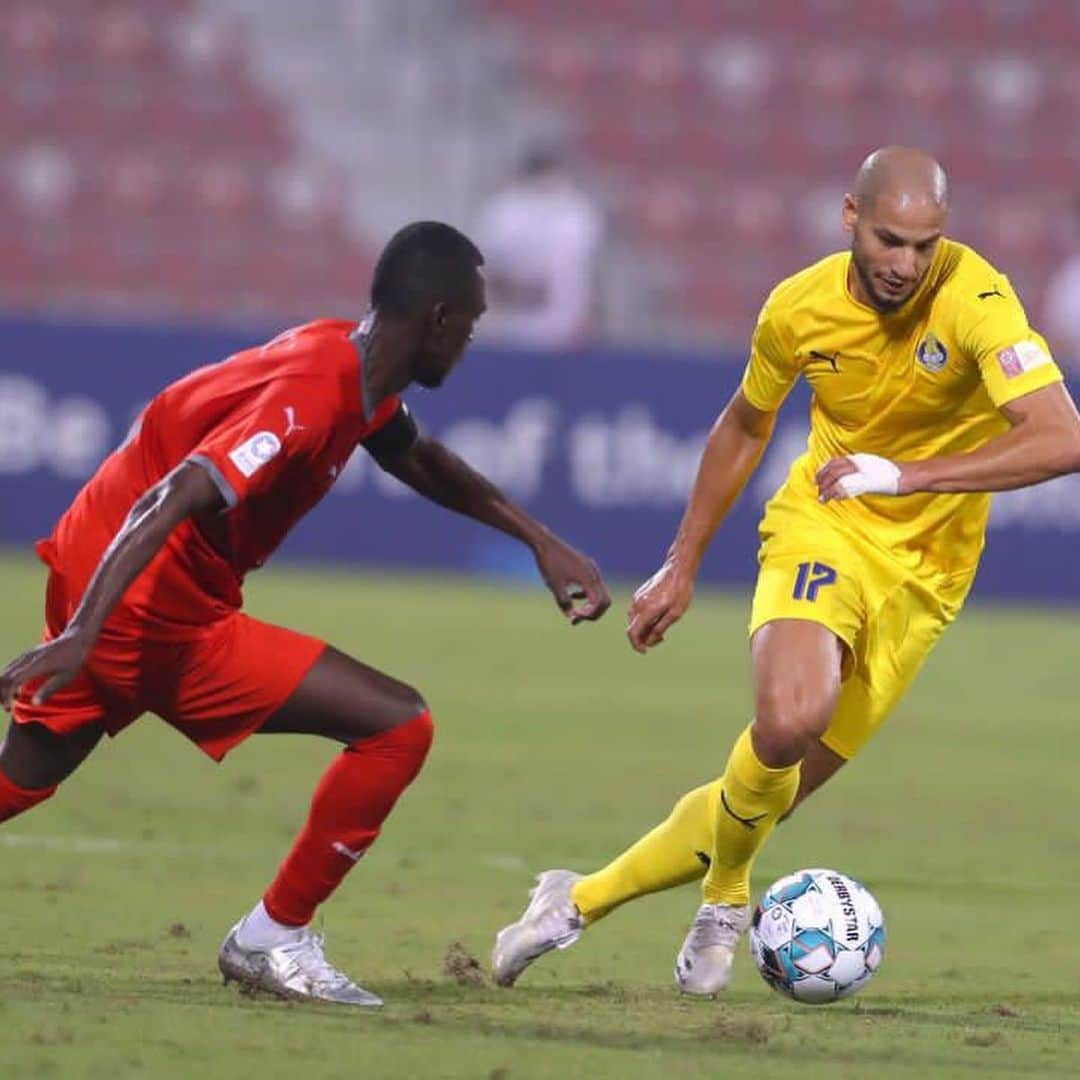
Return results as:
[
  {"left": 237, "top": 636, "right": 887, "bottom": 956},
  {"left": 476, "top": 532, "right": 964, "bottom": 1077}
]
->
[{"left": 749, "top": 528, "right": 969, "bottom": 759}]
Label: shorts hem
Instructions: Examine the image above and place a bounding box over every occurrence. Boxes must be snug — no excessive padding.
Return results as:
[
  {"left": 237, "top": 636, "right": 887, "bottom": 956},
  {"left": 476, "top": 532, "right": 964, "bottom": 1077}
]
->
[
  {"left": 180, "top": 636, "right": 328, "bottom": 763},
  {"left": 748, "top": 611, "right": 857, "bottom": 653}
]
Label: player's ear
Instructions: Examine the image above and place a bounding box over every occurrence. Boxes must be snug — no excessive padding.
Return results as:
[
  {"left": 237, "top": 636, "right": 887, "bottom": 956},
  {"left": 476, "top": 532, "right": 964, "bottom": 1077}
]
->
[
  {"left": 430, "top": 301, "right": 449, "bottom": 332},
  {"left": 841, "top": 193, "right": 858, "bottom": 235}
]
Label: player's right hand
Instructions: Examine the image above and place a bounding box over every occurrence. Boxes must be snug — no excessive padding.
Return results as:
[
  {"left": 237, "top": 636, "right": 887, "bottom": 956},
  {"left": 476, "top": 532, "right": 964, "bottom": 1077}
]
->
[
  {"left": 0, "top": 630, "right": 90, "bottom": 712},
  {"left": 533, "top": 539, "right": 611, "bottom": 625},
  {"left": 627, "top": 561, "right": 695, "bottom": 653}
]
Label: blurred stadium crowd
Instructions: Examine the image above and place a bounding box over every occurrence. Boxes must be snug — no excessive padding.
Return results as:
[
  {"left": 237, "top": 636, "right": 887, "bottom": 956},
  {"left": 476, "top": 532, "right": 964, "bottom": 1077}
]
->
[{"left": 1, "top": 0, "right": 1077, "bottom": 355}]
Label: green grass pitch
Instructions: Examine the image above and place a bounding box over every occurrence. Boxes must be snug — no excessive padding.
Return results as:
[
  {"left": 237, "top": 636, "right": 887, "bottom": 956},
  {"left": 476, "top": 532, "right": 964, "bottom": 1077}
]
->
[{"left": 1, "top": 551, "right": 1078, "bottom": 1078}]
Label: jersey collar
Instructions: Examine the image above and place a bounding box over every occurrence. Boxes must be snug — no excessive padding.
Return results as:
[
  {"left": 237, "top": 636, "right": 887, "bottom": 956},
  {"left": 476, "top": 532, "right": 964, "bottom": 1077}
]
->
[{"left": 348, "top": 318, "right": 374, "bottom": 425}]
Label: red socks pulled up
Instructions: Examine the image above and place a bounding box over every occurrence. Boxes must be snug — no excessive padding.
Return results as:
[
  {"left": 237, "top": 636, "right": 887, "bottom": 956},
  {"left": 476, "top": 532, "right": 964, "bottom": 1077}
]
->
[
  {"left": 0, "top": 768, "right": 57, "bottom": 825},
  {"left": 262, "top": 710, "right": 434, "bottom": 926},
  {"left": 2, "top": 712, "right": 434, "bottom": 929}
]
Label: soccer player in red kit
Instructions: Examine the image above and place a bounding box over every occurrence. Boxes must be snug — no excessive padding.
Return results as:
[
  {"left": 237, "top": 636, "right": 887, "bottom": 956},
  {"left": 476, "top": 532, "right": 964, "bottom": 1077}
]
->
[{"left": 0, "top": 221, "right": 610, "bottom": 1007}]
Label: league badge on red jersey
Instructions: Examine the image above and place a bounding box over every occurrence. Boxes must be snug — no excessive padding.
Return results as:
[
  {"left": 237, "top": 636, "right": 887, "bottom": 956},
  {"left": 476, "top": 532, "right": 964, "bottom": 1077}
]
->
[{"left": 228, "top": 431, "right": 282, "bottom": 478}]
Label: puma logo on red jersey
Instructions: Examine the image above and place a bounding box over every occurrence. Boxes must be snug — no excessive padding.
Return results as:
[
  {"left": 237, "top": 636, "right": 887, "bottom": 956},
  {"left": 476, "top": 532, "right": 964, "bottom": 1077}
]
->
[{"left": 283, "top": 406, "right": 307, "bottom": 436}]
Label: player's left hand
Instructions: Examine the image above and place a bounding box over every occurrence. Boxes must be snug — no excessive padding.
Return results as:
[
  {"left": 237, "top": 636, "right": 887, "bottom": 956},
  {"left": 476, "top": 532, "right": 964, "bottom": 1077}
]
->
[
  {"left": 816, "top": 453, "right": 904, "bottom": 502},
  {"left": 0, "top": 630, "right": 90, "bottom": 712},
  {"left": 533, "top": 540, "right": 611, "bottom": 624}
]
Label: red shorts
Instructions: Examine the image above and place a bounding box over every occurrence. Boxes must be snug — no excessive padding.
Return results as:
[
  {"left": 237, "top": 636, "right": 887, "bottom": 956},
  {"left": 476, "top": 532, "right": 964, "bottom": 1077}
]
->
[{"left": 13, "top": 572, "right": 326, "bottom": 762}]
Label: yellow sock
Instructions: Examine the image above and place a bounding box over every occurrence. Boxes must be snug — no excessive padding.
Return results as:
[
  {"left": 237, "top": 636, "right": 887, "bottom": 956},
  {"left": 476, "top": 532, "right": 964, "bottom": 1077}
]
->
[
  {"left": 571, "top": 783, "right": 715, "bottom": 923},
  {"left": 702, "top": 725, "right": 799, "bottom": 906}
]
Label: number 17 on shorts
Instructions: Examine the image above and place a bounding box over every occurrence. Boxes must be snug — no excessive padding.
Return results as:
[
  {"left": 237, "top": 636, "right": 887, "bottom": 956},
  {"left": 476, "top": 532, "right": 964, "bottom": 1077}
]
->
[{"left": 792, "top": 561, "right": 837, "bottom": 602}]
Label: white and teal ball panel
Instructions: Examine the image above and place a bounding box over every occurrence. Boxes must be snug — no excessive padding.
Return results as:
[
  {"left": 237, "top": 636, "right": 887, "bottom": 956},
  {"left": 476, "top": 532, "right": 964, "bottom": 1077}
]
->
[{"left": 749, "top": 868, "right": 886, "bottom": 1004}]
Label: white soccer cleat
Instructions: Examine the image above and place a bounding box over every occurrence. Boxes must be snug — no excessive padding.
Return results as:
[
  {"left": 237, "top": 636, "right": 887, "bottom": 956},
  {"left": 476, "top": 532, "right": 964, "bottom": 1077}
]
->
[
  {"left": 675, "top": 902, "right": 750, "bottom": 996},
  {"left": 492, "top": 869, "right": 584, "bottom": 987},
  {"left": 218, "top": 921, "right": 383, "bottom": 1007}
]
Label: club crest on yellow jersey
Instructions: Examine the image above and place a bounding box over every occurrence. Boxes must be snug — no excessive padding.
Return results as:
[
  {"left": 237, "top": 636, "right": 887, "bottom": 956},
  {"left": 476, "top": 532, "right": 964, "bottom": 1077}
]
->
[{"left": 915, "top": 332, "right": 948, "bottom": 373}]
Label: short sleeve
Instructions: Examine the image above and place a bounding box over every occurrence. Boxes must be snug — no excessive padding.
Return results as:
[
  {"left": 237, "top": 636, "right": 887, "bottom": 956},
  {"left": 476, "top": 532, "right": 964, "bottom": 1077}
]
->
[
  {"left": 957, "top": 280, "right": 1064, "bottom": 409},
  {"left": 186, "top": 385, "right": 327, "bottom": 508},
  {"left": 360, "top": 398, "right": 419, "bottom": 461},
  {"left": 740, "top": 301, "right": 798, "bottom": 412}
]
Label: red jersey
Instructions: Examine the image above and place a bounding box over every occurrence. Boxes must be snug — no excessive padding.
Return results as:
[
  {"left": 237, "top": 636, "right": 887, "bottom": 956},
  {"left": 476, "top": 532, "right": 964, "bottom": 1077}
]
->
[{"left": 38, "top": 320, "right": 407, "bottom": 639}]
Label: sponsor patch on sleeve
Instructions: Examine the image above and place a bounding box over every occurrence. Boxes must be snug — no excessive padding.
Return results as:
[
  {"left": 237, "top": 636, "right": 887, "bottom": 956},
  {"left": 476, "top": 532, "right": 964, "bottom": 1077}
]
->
[
  {"left": 228, "top": 430, "right": 282, "bottom": 478},
  {"left": 996, "top": 340, "right": 1051, "bottom": 379}
]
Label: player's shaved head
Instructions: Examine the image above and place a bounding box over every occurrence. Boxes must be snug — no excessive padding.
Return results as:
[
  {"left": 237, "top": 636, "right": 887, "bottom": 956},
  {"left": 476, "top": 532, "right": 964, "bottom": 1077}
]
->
[
  {"left": 842, "top": 147, "right": 948, "bottom": 313},
  {"left": 851, "top": 146, "right": 948, "bottom": 214},
  {"left": 371, "top": 221, "right": 484, "bottom": 319}
]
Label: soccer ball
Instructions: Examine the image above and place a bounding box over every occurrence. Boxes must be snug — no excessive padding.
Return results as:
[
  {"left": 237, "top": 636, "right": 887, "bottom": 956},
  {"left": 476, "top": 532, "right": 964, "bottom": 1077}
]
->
[{"left": 748, "top": 868, "right": 886, "bottom": 1004}]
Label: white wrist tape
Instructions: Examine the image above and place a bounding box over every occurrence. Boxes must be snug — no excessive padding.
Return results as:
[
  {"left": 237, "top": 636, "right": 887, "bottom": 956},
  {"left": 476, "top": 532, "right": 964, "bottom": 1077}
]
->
[{"left": 836, "top": 453, "right": 901, "bottom": 498}]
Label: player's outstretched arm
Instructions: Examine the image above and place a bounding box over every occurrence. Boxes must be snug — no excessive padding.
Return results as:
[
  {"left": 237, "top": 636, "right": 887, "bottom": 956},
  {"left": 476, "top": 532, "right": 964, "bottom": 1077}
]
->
[
  {"left": 816, "top": 383, "right": 1080, "bottom": 501},
  {"left": 0, "top": 463, "right": 224, "bottom": 710},
  {"left": 375, "top": 435, "right": 610, "bottom": 624},
  {"left": 628, "top": 389, "right": 777, "bottom": 654}
]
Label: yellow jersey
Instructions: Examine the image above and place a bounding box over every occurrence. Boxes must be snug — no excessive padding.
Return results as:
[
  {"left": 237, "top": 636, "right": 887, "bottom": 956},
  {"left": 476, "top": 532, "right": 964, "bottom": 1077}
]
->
[{"left": 741, "top": 239, "right": 1064, "bottom": 586}]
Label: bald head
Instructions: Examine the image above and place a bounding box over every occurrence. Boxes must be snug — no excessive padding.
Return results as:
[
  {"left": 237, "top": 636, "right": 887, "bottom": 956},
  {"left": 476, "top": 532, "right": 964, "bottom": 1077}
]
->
[
  {"left": 852, "top": 146, "right": 948, "bottom": 214},
  {"left": 842, "top": 148, "right": 949, "bottom": 313}
]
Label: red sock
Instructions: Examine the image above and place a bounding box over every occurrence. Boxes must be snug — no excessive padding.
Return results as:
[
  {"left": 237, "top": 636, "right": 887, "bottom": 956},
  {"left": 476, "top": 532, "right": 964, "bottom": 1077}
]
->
[
  {"left": 0, "top": 768, "right": 57, "bottom": 825},
  {"left": 262, "top": 710, "right": 434, "bottom": 926}
]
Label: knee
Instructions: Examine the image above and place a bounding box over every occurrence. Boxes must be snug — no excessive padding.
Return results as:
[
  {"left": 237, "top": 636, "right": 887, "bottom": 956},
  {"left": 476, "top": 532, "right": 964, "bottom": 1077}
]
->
[
  {"left": 400, "top": 685, "right": 429, "bottom": 724},
  {"left": 753, "top": 683, "right": 836, "bottom": 768},
  {"left": 388, "top": 684, "right": 430, "bottom": 740},
  {"left": 355, "top": 684, "right": 428, "bottom": 742},
  {"left": 373, "top": 706, "right": 434, "bottom": 784},
  {"left": 402, "top": 705, "right": 434, "bottom": 761}
]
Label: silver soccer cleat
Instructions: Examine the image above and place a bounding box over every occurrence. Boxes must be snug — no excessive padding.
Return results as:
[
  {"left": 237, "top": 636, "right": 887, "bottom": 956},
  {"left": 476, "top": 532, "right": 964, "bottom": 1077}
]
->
[
  {"left": 675, "top": 902, "right": 750, "bottom": 996},
  {"left": 492, "top": 869, "right": 584, "bottom": 987},
  {"left": 218, "top": 921, "right": 383, "bottom": 1007}
]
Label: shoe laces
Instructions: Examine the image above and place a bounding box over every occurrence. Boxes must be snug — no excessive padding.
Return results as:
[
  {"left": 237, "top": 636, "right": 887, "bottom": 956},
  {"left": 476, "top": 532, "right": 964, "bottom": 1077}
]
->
[
  {"left": 542, "top": 901, "right": 581, "bottom": 944},
  {"left": 279, "top": 930, "right": 353, "bottom": 990},
  {"left": 688, "top": 905, "right": 745, "bottom": 951},
  {"left": 529, "top": 880, "right": 583, "bottom": 947}
]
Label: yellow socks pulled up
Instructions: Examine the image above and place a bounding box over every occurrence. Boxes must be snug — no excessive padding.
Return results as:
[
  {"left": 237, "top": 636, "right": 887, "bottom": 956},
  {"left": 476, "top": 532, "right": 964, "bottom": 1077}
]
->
[
  {"left": 702, "top": 726, "right": 799, "bottom": 906},
  {"left": 570, "top": 725, "right": 799, "bottom": 922},
  {"left": 571, "top": 782, "right": 715, "bottom": 923}
]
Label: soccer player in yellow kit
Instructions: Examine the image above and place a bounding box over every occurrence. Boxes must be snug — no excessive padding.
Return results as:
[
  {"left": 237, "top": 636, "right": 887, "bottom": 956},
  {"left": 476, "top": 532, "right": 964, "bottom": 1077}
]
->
[{"left": 492, "top": 146, "right": 1080, "bottom": 994}]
